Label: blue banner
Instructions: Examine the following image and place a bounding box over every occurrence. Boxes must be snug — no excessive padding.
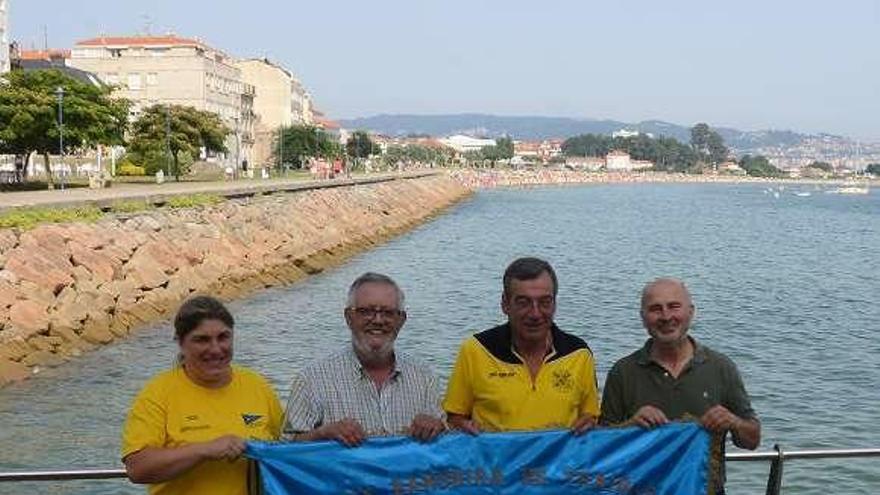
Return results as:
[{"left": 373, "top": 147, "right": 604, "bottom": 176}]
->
[{"left": 247, "top": 422, "right": 716, "bottom": 495}]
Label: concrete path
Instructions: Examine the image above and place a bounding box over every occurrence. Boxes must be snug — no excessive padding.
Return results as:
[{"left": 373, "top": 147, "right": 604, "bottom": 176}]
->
[{"left": 0, "top": 171, "right": 440, "bottom": 211}]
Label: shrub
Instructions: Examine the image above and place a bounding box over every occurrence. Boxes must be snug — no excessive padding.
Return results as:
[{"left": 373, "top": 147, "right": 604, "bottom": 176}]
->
[{"left": 117, "top": 161, "right": 146, "bottom": 176}]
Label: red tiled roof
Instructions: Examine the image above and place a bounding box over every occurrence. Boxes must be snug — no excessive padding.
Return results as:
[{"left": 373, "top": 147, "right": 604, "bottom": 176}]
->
[
  {"left": 75, "top": 35, "right": 205, "bottom": 48},
  {"left": 315, "top": 117, "right": 340, "bottom": 130},
  {"left": 19, "top": 49, "right": 70, "bottom": 60}
]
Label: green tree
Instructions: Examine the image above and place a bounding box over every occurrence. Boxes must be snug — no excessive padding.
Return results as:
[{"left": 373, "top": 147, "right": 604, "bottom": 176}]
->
[
  {"left": 690, "top": 122, "right": 728, "bottom": 164},
  {"left": 346, "top": 131, "right": 379, "bottom": 160},
  {"left": 129, "top": 104, "right": 229, "bottom": 181},
  {"left": 0, "top": 69, "right": 129, "bottom": 186},
  {"left": 739, "top": 154, "right": 782, "bottom": 177},
  {"left": 382, "top": 144, "right": 452, "bottom": 168},
  {"left": 806, "top": 161, "right": 833, "bottom": 172},
  {"left": 275, "top": 125, "right": 341, "bottom": 169},
  {"left": 477, "top": 136, "right": 515, "bottom": 167},
  {"left": 866, "top": 163, "right": 880, "bottom": 175},
  {"left": 562, "top": 133, "right": 699, "bottom": 172}
]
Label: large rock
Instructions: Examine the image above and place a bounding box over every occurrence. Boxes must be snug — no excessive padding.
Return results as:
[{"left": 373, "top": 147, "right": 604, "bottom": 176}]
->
[
  {"left": 4, "top": 249, "right": 74, "bottom": 294},
  {"left": 0, "top": 336, "right": 30, "bottom": 360},
  {"left": 22, "top": 350, "right": 65, "bottom": 368},
  {"left": 49, "top": 319, "right": 84, "bottom": 345},
  {"left": 69, "top": 242, "right": 120, "bottom": 283},
  {"left": 100, "top": 243, "right": 133, "bottom": 263},
  {"left": 0, "top": 280, "right": 18, "bottom": 310},
  {"left": 18, "top": 280, "right": 56, "bottom": 308},
  {"left": 8, "top": 300, "right": 50, "bottom": 339},
  {"left": 0, "top": 359, "right": 30, "bottom": 385},
  {"left": 19, "top": 225, "right": 68, "bottom": 253},
  {"left": 123, "top": 256, "right": 169, "bottom": 290},
  {"left": 28, "top": 335, "right": 62, "bottom": 352},
  {"left": 133, "top": 240, "right": 186, "bottom": 274},
  {"left": 62, "top": 223, "right": 110, "bottom": 249},
  {"left": 0, "top": 230, "right": 18, "bottom": 255},
  {"left": 81, "top": 313, "right": 114, "bottom": 345}
]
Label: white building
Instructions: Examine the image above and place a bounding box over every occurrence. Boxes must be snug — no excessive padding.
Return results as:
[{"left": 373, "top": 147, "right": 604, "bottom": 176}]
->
[
  {"left": 605, "top": 150, "right": 632, "bottom": 171},
  {"left": 439, "top": 134, "right": 496, "bottom": 153},
  {"left": 612, "top": 128, "right": 654, "bottom": 139},
  {"left": 0, "top": 0, "right": 9, "bottom": 73},
  {"left": 566, "top": 156, "right": 605, "bottom": 171},
  {"left": 69, "top": 34, "right": 253, "bottom": 167}
]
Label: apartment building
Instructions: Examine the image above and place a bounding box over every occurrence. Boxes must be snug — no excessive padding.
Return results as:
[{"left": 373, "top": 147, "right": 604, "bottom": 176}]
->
[
  {"left": 236, "top": 57, "right": 314, "bottom": 167},
  {"left": 68, "top": 34, "right": 252, "bottom": 167}
]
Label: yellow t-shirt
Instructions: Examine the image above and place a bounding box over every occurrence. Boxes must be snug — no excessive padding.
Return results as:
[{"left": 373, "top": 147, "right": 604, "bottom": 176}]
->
[
  {"left": 443, "top": 324, "right": 599, "bottom": 432},
  {"left": 121, "top": 365, "right": 283, "bottom": 495}
]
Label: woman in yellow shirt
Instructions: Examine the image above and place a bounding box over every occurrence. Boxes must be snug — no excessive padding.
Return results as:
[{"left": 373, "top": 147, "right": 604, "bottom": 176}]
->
[{"left": 121, "top": 296, "right": 282, "bottom": 495}]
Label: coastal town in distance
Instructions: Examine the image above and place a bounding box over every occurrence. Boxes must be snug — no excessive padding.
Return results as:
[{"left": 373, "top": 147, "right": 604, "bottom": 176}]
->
[{"left": 0, "top": 0, "right": 878, "bottom": 188}]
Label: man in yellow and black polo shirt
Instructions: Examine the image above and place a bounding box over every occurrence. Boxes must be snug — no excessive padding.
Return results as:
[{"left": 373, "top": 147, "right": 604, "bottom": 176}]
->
[{"left": 443, "top": 257, "right": 599, "bottom": 433}]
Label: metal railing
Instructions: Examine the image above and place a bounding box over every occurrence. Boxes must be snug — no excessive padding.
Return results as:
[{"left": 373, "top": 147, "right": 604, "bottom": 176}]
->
[
  {"left": 726, "top": 445, "right": 880, "bottom": 495},
  {"left": 2, "top": 447, "right": 879, "bottom": 494}
]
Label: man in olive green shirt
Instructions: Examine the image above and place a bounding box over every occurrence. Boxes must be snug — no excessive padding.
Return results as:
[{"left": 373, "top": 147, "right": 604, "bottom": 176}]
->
[{"left": 600, "top": 278, "right": 760, "bottom": 492}]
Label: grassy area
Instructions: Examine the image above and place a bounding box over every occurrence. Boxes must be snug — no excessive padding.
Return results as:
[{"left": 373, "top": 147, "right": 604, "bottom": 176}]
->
[
  {"left": 0, "top": 193, "right": 225, "bottom": 230},
  {"left": 0, "top": 205, "right": 103, "bottom": 230},
  {"left": 108, "top": 199, "right": 154, "bottom": 213},
  {"left": 165, "top": 194, "right": 223, "bottom": 209}
]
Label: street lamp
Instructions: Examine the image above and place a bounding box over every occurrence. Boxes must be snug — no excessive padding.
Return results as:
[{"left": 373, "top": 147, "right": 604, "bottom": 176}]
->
[
  {"left": 55, "top": 86, "right": 65, "bottom": 190},
  {"left": 234, "top": 117, "right": 241, "bottom": 179},
  {"left": 164, "top": 105, "right": 171, "bottom": 178}
]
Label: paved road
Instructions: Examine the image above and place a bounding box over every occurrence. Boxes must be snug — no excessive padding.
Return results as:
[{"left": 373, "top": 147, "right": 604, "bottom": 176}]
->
[{"left": 0, "top": 171, "right": 439, "bottom": 211}]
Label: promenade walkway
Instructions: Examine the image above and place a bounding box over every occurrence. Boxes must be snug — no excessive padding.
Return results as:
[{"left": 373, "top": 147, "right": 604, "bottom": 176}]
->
[{"left": 0, "top": 171, "right": 439, "bottom": 211}]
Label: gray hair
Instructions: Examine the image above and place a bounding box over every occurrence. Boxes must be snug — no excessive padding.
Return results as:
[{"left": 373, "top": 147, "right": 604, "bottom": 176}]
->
[
  {"left": 503, "top": 257, "right": 558, "bottom": 299},
  {"left": 346, "top": 272, "right": 406, "bottom": 309},
  {"left": 640, "top": 277, "right": 692, "bottom": 312}
]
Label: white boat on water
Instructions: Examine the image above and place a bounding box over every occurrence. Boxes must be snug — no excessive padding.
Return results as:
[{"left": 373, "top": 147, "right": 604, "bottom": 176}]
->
[{"left": 830, "top": 181, "right": 870, "bottom": 195}]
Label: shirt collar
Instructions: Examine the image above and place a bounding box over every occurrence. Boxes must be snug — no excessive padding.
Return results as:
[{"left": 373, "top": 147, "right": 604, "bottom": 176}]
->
[
  {"left": 345, "top": 345, "right": 403, "bottom": 381},
  {"left": 636, "top": 336, "right": 707, "bottom": 366},
  {"left": 507, "top": 323, "right": 560, "bottom": 364}
]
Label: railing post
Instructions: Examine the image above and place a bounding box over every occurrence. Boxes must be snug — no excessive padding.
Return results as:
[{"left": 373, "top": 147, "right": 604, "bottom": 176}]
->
[{"left": 765, "top": 444, "right": 784, "bottom": 495}]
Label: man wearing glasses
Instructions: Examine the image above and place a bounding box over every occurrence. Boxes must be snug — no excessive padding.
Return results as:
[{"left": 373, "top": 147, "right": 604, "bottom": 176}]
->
[
  {"left": 282, "top": 272, "right": 445, "bottom": 446},
  {"left": 444, "top": 257, "right": 600, "bottom": 434}
]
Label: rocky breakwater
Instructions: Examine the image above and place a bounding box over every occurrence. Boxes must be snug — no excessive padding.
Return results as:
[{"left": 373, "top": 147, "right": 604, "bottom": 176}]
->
[{"left": 0, "top": 175, "right": 470, "bottom": 386}]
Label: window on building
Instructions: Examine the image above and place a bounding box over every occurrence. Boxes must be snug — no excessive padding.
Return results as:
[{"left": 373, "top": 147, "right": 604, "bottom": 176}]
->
[
  {"left": 105, "top": 72, "right": 119, "bottom": 85},
  {"left": 127, "top": 73, "right": 142, "bottom": 90},
  {"left": 146, "top": 72, "right": 158, "bottom": 86},
  {"left": 148, "top": 47, "right": 168, "bottom": 57}
]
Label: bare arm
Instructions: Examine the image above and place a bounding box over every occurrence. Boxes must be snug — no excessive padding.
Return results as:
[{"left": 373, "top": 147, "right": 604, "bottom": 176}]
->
[
  {"left": 731, "top": 417, "right": 761, "bottom": 450},
  {"left": 701, "top": 405, "right": 761, "bottom": 450},
  {"left": 124, "top": 435, "right": 245, "bottom": 484}
]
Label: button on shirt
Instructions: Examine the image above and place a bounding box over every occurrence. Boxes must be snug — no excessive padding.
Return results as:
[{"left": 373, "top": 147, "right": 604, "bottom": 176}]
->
[{"left": 283, "top": 347, "right": 442, "bottom": 438}]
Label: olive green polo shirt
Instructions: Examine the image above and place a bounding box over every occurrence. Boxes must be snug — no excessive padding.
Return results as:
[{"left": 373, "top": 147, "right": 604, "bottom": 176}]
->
[
  {"left": 600, "top": 337, "right": 756, "bottom": 425},
  {"left": 600, "top": 338, "right": 757, "bottom": 493}
]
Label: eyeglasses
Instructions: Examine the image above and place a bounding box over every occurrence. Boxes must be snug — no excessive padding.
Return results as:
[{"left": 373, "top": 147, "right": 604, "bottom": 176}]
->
[{"left": 348, "top": 306, "right": 403, "bottom": 319}]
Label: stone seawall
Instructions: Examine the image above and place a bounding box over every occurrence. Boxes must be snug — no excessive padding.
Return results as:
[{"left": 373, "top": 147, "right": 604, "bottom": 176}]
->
[{"left": 0, "top": 175, "right": 471, "bottom": 385}]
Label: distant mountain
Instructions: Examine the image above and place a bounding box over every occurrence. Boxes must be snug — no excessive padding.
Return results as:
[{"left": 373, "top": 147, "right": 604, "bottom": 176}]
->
[{"left": 337, "top": 114, "right": 836, "bottom": 153}]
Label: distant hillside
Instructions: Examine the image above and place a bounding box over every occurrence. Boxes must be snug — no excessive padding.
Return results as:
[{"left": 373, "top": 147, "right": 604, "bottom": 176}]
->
[{"left": 338, "top": 114, "right": 832, "bottom": 152}]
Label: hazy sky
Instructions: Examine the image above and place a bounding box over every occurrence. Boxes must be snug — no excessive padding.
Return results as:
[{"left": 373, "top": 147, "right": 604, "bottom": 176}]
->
[{"left": 9, "top": 0, "right": 880, "bottom": 140}]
